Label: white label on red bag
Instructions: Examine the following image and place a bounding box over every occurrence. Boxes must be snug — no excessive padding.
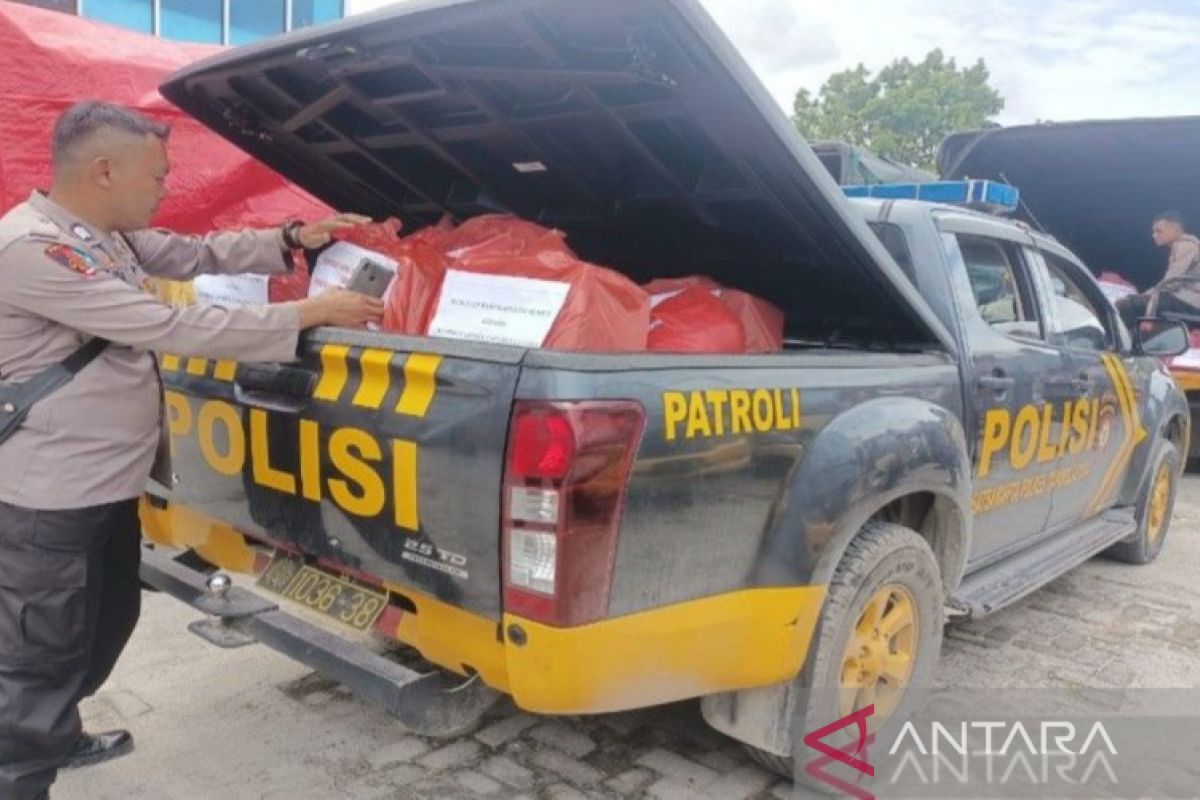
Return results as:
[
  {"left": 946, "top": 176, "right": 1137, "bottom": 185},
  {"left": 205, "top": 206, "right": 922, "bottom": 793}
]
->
[
  {"left": 193, "top": 273, "right": 269, "bottom": 306},
  {"left": 428, "top": 269, "right": 570, "bottom": 347},
  {"left": 308, "top": 242, "right": 398, "bottom": 298}
]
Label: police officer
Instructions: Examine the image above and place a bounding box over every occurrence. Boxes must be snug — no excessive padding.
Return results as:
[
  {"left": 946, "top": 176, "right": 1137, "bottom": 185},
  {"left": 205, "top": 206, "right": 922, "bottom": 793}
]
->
[
  {"left": 0, "top": 101, "right": 384, "bottom": 800},
  {"left": 1117, "top": 210, "right": 1200, "bottom": 327}
]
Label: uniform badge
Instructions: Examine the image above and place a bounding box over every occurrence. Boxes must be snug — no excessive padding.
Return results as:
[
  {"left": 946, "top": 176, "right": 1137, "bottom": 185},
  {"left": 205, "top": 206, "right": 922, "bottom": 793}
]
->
[
  {"left": 70, "top": 223, "right": 95, "bottom": 242},
  {"left": 44, "top": 244, "right": 98, "bottom": 277}
]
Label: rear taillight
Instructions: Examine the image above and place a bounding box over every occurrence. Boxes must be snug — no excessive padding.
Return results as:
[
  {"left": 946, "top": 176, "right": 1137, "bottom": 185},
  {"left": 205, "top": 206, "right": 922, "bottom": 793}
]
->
[{"left": 502, "top": 400, "right": 645, "bottom": 626}]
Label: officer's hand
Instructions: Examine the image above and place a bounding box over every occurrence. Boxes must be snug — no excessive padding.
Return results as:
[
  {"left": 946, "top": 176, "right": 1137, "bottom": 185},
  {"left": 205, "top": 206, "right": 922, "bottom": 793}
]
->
[
  {"left": 298, "top": 289, "right": 385, "bottom": 329},
  {"left": 296, "top": 213, "right": 373, "bottom": 249}
]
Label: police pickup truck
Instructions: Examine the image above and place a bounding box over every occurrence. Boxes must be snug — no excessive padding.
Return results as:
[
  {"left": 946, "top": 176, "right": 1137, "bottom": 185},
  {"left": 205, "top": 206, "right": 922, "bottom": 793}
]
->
[{"left": 139, "top": 0, "right": 1191, "bottom": 777}]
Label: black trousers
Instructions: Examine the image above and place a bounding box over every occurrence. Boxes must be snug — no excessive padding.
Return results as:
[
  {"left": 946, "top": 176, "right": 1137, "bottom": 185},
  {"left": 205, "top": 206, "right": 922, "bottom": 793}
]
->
[
  {"left": 1117, "top": 291, "right": 1200, "bottom": 328},
  {"left": 0, "top": 499, "right": 141, "bottom": 800}
]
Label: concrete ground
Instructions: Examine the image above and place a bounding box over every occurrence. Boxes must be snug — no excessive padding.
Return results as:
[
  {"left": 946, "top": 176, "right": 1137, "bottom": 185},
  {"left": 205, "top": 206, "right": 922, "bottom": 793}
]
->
[{"left": 54, "top": 476, "right": 1200, "bottom": 800}]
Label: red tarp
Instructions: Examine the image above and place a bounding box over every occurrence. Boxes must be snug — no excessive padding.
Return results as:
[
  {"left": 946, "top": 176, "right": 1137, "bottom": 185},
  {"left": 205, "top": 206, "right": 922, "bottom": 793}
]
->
[{"left": 0, "top": 2, "right": 330, "bottom": 234}]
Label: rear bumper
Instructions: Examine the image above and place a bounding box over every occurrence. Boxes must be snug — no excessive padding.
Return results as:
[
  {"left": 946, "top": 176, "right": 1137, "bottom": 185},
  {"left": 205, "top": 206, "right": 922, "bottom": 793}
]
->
[
  {"left": 503, "top": 586, "right": 826, "bottom": 714},
  {"left": 141, "top": 498, "right": 827, "bottom": 716},
  {"left": 138, "top": 544, "right": 500, "bottom": 736}
]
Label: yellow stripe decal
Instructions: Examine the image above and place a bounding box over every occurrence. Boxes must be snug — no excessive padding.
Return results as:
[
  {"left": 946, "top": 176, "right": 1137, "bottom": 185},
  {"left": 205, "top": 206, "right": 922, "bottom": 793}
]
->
[
  {"left": 1089, "top": 354, "right": 1133, "bottom": 511},
  {"left": 1087, "top": 355, "right": 1141, "bottom": 514},
  {"left": 213, "top": 360, "right": 238, "bottom": 382},
  {"left": 353, "top": 349, "right": 393, "bottom": 409},
  {"left": 185, "top": 358, "right": 208, "bottom": 377},
  {"left": 396, "top": 354, "right": 442, "bottom": 418},
  {"left": 160, "top": 353, "right": 181, "bottom": 372},
  {"left": 313, "top": 344, "right": 350, "bottom": 402}
]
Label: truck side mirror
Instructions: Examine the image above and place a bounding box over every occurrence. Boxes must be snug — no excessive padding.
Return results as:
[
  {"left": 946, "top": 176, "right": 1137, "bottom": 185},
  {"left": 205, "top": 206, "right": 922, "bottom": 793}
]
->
[{"left": 1134, "top": 318, "right": 1189, "bottom": 357}]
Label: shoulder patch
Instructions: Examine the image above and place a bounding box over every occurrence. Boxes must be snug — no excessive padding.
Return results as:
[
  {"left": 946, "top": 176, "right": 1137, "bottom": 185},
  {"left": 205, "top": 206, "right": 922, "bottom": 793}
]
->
[{"left": 44, "top": 244, "right": 98, "bottom": 277}]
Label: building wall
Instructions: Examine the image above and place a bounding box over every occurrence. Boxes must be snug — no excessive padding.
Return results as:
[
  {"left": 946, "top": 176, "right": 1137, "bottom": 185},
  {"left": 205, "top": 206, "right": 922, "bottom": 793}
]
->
[{"left": 11, "top": 0, "right": 343, "bottom": 43}]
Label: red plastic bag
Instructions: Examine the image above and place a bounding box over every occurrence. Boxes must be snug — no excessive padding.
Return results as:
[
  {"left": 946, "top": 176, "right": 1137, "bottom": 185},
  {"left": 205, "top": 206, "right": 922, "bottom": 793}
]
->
[
  {"left": 327, "top": 218, "right": 450, "bottom": 335},
  {"left": 268, "top": 250, "right": 311, "bottom": 303},
  {"left": 719, "top": 289, "right": 784, "bottom": 352},
  {"left": 1098, "top": 271, "right": 1136, "bottom": 290},
  {"left": 644, "top": 276, "right": 784, "bottom": 352},
  {"left": 647, "top": 284, "right": 745, "bottom": 353},
  {"left": 444, "top": 214, "right": 575, "bottom": 261},
  {"left": 420, "top": 215, "right": 648, "bottom": 351}
]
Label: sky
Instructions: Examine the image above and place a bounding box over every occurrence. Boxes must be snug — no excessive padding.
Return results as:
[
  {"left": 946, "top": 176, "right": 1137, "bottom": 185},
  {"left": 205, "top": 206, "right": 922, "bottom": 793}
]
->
[{"left": 345, "top": 0, "right": 1200, "bottom": 126}]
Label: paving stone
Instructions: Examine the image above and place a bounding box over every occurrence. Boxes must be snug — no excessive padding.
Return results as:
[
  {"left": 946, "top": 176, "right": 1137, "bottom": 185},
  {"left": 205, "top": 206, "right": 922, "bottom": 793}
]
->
[
  {"left": 647, "top": 777, "right": 708, "bottom": 800},
  {"left": 456, "top": 770, "right": 503, "bottom": 796},
  {"left": 474, "top": 712, "right": 539, "bottom": 748},
  {"left": 343, "top": 765, "right": 426, "bottom": 798},
  {"left": 529, "top": 721, "right": 597, "bottom": 758},
  {"left": 543, "top": 783, "right": 594, "bottom": 800},
  {"left": 636, "top": 748, "right": 719, "bottom": 789},
  {"left": 600, "top": 710, "right": 653, "bottom": 737},
  {"left": 530, "top": 747, "right": 604, "bottom": 786},
  {"left": 97, "top": 688, "right": 153, "bottom": 719},
  {"left": 481, "top": 755, "right": 536, "bottom": 790},
  {"left": 702, "top": 765, "right": 776, "bottom": 799},
  {"left": 418, "top": 740, "right": 482, "bottom": 771},
  {"left": 696, "top": 748, "right": 742, "bottom": 773},
  {"left": 366, "top": 737, "right": 430, "bottom": 768},
  {"left": 604, "top": 767, "right": 655, "bottom": 796}
]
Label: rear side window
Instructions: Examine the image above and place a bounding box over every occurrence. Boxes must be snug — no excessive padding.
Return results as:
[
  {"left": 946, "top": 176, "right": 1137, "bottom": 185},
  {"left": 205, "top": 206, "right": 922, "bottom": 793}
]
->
[
  {"left": 868, "top": 222, "right": 916, "bottom": 283},
  {"left": 950, "top": 233, "right": 1042, "bottom": 340}
]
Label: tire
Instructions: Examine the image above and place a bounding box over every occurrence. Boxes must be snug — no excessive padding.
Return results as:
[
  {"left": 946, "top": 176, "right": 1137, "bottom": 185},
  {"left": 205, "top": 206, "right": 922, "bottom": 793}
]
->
[
  {"left": 1106, "top": 440, "right": 1180, "bottom": 565},
  {"left": 742, "top": 522, "right": 943, "bottom": 785}
]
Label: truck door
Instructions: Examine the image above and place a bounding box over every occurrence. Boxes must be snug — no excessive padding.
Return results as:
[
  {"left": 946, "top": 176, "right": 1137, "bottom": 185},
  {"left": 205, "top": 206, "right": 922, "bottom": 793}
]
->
[
  {"left": 1030, "top": 246, "right": 1140, "bottom": 529},
  {"left": 939, "top": 225, "right": 1076, "bottom": 564}
]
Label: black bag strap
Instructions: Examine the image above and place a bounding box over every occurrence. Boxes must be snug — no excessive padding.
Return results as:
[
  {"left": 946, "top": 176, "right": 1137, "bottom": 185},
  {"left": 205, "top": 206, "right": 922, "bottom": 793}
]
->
[
  {"left": 0, "top": 338, "right": 110, "bottom": 445},
  {"left": 58, "top": 337, "right": 110, "bottom": 376},
  {"left": 3, "top": 338, "right": 110, "bottom": 408}
]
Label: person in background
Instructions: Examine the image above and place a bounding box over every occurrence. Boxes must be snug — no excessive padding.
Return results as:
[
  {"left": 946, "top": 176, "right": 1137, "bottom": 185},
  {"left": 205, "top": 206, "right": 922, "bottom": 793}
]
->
[{"left": 1117, "top": 210, "right": 1200, "bottom": 327}]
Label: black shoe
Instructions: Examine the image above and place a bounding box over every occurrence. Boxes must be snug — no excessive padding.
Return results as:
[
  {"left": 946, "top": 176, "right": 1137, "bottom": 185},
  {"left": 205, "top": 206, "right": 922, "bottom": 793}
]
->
[{"left": 62, "top": 729, "right": 134, "bottom": 769}]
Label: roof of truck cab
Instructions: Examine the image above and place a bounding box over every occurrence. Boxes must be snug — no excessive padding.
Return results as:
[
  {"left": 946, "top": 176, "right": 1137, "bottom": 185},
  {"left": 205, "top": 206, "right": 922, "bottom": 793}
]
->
[
  {"left": 851, "top": 197, "right": 1020, "bottom": 228},
  {"left": 855, "top": 198, "right": 1089, "bottom": 273},
  {"left": 159, "top": 0, "right": 954, "bottom": 349}
]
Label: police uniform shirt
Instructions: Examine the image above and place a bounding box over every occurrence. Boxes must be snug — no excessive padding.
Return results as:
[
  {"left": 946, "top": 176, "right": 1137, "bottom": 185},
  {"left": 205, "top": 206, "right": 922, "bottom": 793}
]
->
[{"left": 0, "top": 190, "right": 303, "bottom": 509}]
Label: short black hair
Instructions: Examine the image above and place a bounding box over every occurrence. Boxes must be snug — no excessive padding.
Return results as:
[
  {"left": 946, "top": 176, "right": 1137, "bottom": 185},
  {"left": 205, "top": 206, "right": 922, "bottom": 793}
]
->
[
  {"left": 1153, "top": 210, "right": 1187, "bottom": 228},
  {"left": 51, "top": 100, "right": 170, "bottom": 169}
]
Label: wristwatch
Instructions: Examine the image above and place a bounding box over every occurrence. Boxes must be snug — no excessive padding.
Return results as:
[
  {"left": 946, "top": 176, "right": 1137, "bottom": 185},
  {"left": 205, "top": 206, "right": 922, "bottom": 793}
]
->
[{"left": 281, "top": 219, "right": 304, "bottom": 250}]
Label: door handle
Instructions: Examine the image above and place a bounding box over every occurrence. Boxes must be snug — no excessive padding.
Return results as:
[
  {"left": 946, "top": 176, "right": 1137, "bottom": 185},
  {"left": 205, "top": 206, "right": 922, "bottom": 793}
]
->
[
  {"left": 233, "top": 363, "right": 316, "bottom": 414},
  {"left": 1044, "top": 373, "right": 1093, "bottom": 401},
  {"left": 978, "top": 370, "right": 1014, "bottom": 398}
]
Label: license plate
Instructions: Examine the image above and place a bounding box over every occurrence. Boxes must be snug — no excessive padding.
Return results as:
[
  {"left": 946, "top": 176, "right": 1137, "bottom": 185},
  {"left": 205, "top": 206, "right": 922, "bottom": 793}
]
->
[{"left": 256, "top": 556, "right": 387, "bottom": 632}]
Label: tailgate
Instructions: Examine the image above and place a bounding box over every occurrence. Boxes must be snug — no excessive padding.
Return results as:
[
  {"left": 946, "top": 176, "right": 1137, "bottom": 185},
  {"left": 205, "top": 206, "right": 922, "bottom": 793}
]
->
[
  {"left": 160, "top": 330, "right": 523, "bottom": 619},
  {"left": 160, "top": 0, "right": 952, "bottom": 351}
]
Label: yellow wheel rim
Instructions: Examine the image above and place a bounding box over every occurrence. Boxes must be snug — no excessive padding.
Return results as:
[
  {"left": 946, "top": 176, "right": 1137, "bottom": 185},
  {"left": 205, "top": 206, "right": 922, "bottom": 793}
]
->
[
  {"left": 1147, "top": 463, "right": 1172, "bottom": 545},
  {"left": 839, "top": 584, "right": 918, "bottom": 722}
]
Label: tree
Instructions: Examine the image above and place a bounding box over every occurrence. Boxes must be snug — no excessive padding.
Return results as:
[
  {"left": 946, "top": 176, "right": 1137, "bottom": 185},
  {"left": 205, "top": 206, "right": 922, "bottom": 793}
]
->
[{"left": 793, "top": 49, "right": 1004, "bottom": 171}]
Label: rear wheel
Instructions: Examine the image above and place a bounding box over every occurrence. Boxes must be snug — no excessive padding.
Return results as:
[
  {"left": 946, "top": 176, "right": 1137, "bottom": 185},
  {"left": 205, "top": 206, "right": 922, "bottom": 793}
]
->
[
  {"left": 1106, "top": 440, "right": 1179, "bottom": 565},
  {"left": 742, "top": 522, "right": 943, "bottom": 782}
]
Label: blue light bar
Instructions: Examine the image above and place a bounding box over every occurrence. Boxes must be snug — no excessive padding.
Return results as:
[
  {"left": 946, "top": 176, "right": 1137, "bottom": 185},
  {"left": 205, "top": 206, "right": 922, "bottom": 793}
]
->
[{"left": 843, "top": 179, "right": 1020, "bottom": 214}]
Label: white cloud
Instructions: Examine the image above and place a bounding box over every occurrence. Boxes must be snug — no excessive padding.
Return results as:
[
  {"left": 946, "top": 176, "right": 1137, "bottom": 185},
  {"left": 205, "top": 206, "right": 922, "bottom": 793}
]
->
[{"left": 346, "top": 0, "right": 1200, "bottom": 124}]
